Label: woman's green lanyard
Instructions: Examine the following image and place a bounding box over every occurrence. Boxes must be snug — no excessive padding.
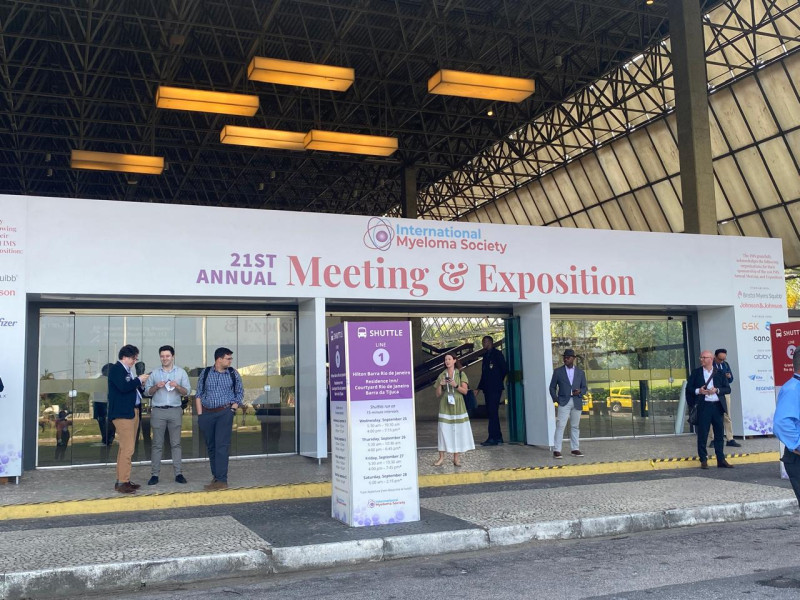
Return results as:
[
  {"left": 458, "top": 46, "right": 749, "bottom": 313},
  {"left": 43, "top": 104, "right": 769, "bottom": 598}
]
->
[{"left": 446, "top": 371, "right": 457, "bottom": 405}]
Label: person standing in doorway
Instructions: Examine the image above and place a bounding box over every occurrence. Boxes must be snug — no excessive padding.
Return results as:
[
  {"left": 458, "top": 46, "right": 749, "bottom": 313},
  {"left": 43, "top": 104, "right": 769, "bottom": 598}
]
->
[
  {"left": 708, "top": 348, "right": 741, "bottom": 448},
  {"left": 196, "top": 347, "right": 243, "bottom": 490},
  {"left": 686, "top": 350, "right": 733, "bottom": 469},
  {"left": 773, "top": 349, "right": 800, "bottom": 506},
  {"left": 549, "top": 348, "right": 587, "bottom": 459},
  {"left": 477, "top": 335, "right": 508, "bottom": 446},
  {"left": 146, "top": 345, "right": 190, "bottom": 486},
  {"left": 108, "top": 345, "right": 149, "bottom": 494}
]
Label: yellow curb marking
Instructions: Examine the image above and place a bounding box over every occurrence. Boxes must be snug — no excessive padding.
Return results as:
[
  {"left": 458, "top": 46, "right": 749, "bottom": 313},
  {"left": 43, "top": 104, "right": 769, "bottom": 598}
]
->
[{"left": 0, "top": 451, "right": 781, "bottom": 522}]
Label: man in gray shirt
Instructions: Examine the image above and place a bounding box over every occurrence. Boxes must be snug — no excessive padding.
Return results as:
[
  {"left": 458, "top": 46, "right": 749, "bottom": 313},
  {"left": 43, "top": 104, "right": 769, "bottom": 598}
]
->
[{"left": 146, "top": 345, "right": 190, "bottom": 485}]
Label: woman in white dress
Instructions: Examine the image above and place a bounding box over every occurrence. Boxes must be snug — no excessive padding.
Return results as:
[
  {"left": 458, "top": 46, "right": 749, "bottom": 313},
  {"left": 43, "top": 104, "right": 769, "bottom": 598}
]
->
[{"left": 433, "top": 352, "right": 475, "bottom": 466}]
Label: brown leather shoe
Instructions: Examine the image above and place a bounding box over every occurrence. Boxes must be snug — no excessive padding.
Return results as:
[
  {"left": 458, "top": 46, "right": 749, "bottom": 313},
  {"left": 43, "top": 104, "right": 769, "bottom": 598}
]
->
[
  {"left": 718, "top": 460, "right": 734, "bottom": 468},
  {"left": 204, "top": 480, "right": 229, "bottom": 491},
  {"left": 116, "top": 482, "right": 137, "bottom": 494},
  {"left": 129, "top": 482, "right": 141, "bottom": 489},
  {"left": 553, "top": 451, "right": 563, "bottom": 459},
  {"left": 700, "top": 460, "right": 709, "bottom": 469}
]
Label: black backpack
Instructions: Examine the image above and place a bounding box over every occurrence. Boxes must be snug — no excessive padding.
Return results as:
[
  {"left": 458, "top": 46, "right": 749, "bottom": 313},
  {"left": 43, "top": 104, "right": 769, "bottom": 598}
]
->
[{"left": 200, "top": 366, "right": 237, "bottom": 394}]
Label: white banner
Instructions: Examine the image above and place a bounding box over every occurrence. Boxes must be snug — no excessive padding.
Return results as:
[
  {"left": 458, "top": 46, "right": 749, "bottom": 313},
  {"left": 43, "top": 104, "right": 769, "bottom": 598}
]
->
[{"left": 0, "top": 197, "right": 27, "bottom": 477}]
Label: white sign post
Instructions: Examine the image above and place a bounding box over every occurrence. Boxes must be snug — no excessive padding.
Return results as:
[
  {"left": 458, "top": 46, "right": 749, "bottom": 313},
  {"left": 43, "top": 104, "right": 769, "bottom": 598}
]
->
[{"left": 329, "top": 321, "right": 419, "bottom": 527}]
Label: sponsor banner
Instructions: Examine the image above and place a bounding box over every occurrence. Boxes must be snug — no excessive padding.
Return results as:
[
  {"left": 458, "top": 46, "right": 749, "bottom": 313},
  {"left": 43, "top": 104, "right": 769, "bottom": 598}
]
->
[
  {"left": 0, "top": 197, "right": 26, "bottom": 477},
  {"left": 733, "top": 252, "right": 789, "bottom": 435},
  {"left": 328, "top": 321, "right": 419, "bottom": 527}
]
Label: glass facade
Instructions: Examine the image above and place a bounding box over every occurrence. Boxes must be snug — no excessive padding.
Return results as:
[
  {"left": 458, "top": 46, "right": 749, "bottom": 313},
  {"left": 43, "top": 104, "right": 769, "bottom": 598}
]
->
[
  {"left": 551, "top": 317, "right": 689, "bottom": 438},
  {"left": 36, "top": 311, "right": 296, "bottom": 467}
]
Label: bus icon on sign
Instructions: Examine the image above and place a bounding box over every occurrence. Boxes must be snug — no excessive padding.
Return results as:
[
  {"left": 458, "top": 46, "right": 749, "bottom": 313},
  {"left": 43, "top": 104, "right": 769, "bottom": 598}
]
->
[{"left": 357, "top": 327, "right": 367, "bottom": 339}]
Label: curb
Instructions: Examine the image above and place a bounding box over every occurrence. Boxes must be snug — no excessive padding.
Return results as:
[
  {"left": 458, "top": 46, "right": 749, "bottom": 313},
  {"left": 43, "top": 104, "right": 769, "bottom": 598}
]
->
[
  {"left": 0, "top": 451, "right": 781, "bottom": 522},
  {"left": 1, "top": 550, "right": 271, "bottom": 600},
  {"left": 2, "top": 498, "right": 796, "bottom": 599}
]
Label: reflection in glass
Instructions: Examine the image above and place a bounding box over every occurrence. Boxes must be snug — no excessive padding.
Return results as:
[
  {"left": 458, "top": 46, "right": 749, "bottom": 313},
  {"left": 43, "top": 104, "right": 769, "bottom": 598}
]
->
[
  {"left": 37, "top": 312, "right": 297, "bottom": 467},
  {"left": 551, "top": 317, "right": 688, "bottom": 439}
]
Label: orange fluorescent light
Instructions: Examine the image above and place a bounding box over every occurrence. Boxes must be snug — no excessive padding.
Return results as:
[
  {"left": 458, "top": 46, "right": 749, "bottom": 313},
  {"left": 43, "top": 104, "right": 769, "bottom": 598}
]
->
[
  {"left": 220, "top": 125, "right": 306, "bottom": 151},
  {"left": 248, "top": 57, "right": 354, "bottom": 92},
  {"left": 427, "top": 69, "right": 535, "bottom": 102},
  {"left": 70, "top": 150, "right": 164, "bottom": 175},
  {"left": 304, "top": 130, "right": 398, "bottom": 156},
  {"left": 155, "top": 86, "right": 259, "bottom": 116}
]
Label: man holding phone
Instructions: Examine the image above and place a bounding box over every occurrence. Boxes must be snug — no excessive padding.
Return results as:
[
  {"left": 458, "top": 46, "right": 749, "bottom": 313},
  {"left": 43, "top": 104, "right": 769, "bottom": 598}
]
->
[
  {"left": 146, "top": 345, "right": 190, "bottom": 486},
  {"left": 548, "top": 348, "right": 587, "bottom": 459}
]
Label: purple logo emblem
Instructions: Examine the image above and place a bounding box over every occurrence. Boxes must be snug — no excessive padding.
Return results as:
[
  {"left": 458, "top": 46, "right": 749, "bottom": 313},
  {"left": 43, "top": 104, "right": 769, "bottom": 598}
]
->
[{"left": 363, "top": 217, "right": 394, "bottom": 251}]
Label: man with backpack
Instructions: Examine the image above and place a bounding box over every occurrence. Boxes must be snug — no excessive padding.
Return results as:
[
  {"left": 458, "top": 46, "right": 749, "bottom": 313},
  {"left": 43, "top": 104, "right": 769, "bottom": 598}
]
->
[{"left": 196, "top": 347, "right": 244, "bottom": 490}]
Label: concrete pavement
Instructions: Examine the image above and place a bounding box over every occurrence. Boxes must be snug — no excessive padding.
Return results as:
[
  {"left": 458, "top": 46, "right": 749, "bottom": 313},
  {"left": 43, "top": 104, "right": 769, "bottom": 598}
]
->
[{"left": 0, "top": 435, "right": 796, "bottom": 599}]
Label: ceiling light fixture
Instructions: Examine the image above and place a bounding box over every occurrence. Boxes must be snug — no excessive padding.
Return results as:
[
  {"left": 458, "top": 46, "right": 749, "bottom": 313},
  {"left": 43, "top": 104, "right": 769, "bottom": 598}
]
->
[
  {"left": 304, "top": 130, "right": 398, "bottom": 156},
  {"left": 428, "top": 69, "right": 535, "bottom": 102},
  {"left": 248, "top": 57, "right": 354, "bottom": 91},
  {"left": 155, "top": 86, "right": 259, "bottom": 116},
  {"left": 70, "top": 150, "right": 164, "bottom": 175},
  {"left": 220, "top": 125, "right": 306, "bottom": 151}
]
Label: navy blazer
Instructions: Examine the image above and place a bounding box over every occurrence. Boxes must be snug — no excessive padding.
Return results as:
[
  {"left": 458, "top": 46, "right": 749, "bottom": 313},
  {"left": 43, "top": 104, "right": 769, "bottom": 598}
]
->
[
  {"left": 548, "top": 365, "right": 588, "bottom": 411},
  {"left": 107, "top": 361, "right": 144, "bottom": 420},
  {"left": 685, "top": 366, "right": 731, "bottom": 414}
]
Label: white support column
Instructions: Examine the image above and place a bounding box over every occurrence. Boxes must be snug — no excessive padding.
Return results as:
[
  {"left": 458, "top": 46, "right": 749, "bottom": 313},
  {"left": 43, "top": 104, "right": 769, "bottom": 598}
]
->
[
  {"left": 297, "top": 297, "right": 327, "bottom": 459},
  {"left": 515, "top": 302, "right": 554, "bottom": 446}
]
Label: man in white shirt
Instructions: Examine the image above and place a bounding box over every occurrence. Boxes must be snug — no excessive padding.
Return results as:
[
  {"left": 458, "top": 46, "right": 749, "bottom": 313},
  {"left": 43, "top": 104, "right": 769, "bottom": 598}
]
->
[
  {"left": 146, "top": 345, "right": 190, "bottom": 485},
  {"left": 686, "top": 350, "right": 733, "bottom": 469},
  {"left": 549, "top": 348, "right": 588, "bottom": 459}
]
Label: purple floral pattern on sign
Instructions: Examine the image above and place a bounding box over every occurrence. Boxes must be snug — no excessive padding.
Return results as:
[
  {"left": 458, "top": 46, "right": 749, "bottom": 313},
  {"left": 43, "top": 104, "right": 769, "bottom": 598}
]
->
[
  {"left": 0, "top": 442, "right": 22, "bottom": 475},
  {"left": 743, "top": 410, "right": 773, "bottom": 435}
]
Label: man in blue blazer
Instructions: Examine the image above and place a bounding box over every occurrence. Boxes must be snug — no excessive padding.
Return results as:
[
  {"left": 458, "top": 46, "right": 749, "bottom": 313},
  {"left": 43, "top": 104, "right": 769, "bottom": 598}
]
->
[
  {"left": 686, "top": 350, "right": 733, "bottom": 469},
  {"left": 108, "top": 344, "right": 150, "bottom": 493},
  {"left": 549, "top": 348, "right": 588, "bottom": 459}
]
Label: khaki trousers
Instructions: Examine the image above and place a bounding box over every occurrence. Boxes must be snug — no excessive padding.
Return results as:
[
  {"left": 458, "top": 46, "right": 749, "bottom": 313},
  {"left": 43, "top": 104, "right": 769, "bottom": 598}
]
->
[
  {"left": 708, "top": 407, "right": 733, "bottom": 442},
  {"left": 113, "top": 412, "right": 139, "bottom": 483}
]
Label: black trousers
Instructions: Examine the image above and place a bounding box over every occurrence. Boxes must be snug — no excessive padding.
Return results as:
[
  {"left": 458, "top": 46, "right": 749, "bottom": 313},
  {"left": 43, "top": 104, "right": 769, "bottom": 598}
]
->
[
  {"left": 696, "top": 401, "right": 725, "bottom": 463},
  {"left": 484, "top": 389, "right": 503, "bottom": 442},
  {"left": 781, "top": 448, "right": 800, "bottom": 505}
]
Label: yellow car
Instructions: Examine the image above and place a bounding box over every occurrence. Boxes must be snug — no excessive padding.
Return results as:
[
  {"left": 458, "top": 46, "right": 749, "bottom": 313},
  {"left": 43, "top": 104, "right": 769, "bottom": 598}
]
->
[{"left": 582, "top": 387, "right": 633, "bottom": 413}]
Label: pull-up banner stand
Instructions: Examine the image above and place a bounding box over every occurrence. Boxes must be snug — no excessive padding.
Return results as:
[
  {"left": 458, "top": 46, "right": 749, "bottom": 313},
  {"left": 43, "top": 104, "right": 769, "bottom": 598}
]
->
[{"left": 328, "top": 321, "right": 419, "bottom": 527}]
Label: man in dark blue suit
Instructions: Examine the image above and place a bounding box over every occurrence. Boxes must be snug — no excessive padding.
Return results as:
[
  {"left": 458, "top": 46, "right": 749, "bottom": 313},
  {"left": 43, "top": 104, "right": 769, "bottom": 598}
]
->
[
  {"left": 686, "top": 350, "right": 733, "bottom": 469},
  {"left": 108, "top": 344, "right": 150, "bottom": 493}
]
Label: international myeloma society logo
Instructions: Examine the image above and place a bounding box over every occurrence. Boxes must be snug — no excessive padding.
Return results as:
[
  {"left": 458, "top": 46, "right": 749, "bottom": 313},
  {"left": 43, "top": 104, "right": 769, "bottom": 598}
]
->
[{"left": 363, "top": 216, "right": 508, "bottom": 254}]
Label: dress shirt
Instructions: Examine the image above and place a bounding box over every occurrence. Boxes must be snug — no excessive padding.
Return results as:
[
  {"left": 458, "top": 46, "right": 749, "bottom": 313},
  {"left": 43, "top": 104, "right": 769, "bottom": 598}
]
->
[
  {"left": 148, "top": 365, "right": 190, "bottom": 407},
  {"left": 566, "top": 366, "right": 574, "bottom": 386},
  {"left": 774, "top": 375, "right": 800, "bottom": 452},
  {"left": 696, "top": 367, "right": 719, "bottom": 402},
  {"left": 196, "top": 367, "right": 244, "bottom": 409},
  {"left": 123, "top": 362, "right": 141, "bottom": 406}
]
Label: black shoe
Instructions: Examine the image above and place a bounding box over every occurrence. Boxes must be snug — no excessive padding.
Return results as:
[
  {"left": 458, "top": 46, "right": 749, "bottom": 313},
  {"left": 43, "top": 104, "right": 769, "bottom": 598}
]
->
[
  {"left": 495, "top": 439, "right": 504, "bottom": 445},
  {"left": 147, "top": 476, "right": 159, "bottom": 486},
  {"left": 175, "top": 474, "right": 188, "bottom": 484},
  {"left": 480, "top": 439, "right": 498, "bottom": 446},
  {"left": 726, "top": 440, "right": 742, "bottom": 447}
]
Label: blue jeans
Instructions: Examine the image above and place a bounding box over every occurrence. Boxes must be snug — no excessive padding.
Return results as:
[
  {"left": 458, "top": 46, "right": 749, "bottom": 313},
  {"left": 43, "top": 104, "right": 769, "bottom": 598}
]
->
[{"left": 198, "top": 409, "right": 234, "bottom": 483}]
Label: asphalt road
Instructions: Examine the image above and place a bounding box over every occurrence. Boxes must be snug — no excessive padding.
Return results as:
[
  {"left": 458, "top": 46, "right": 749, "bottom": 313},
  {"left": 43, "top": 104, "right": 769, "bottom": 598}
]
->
[{"left": 67, "top": 514, "right": 800, "bottom": 600}]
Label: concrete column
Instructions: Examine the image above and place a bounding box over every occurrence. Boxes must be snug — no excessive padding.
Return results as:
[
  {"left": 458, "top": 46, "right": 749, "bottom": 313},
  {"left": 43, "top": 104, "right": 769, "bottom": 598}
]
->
[
  {"left": 400, "top": 166, "right": 419, "bottom": 219},
  {"left": 668, "top": 0, "right": 716, "bottom": 234},
  {"left": 514, "top": 302, "right": 555, "bottom": 446},
  {"left": 298, "top": 297, "right": 327, "bottom": 459}
]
